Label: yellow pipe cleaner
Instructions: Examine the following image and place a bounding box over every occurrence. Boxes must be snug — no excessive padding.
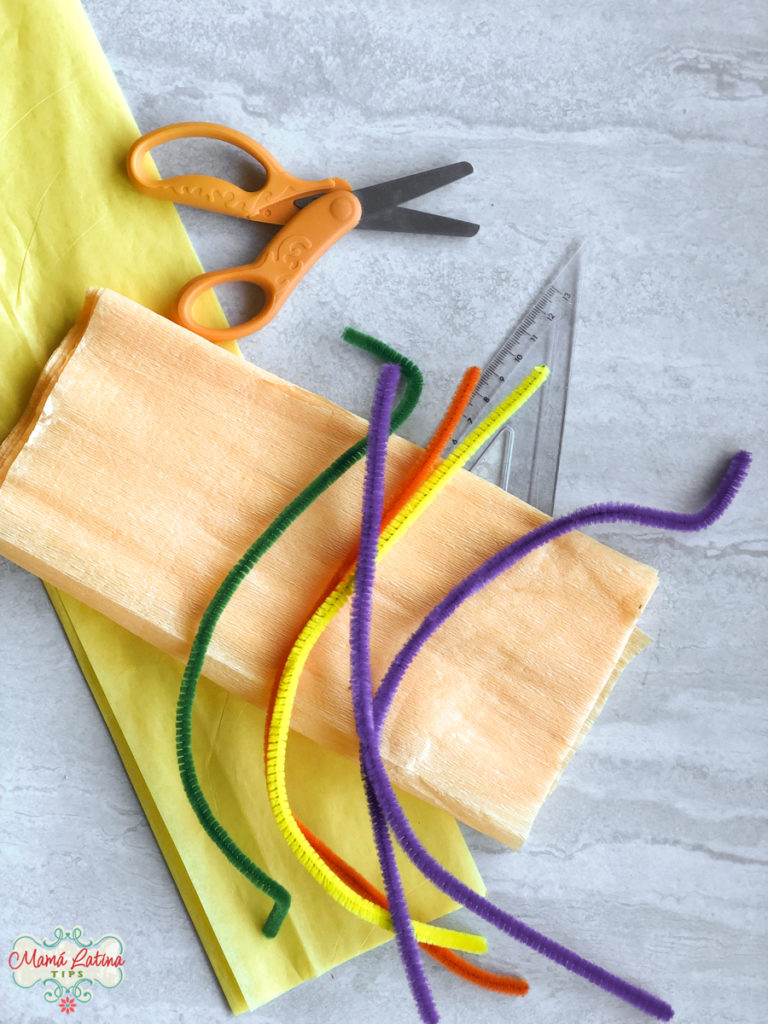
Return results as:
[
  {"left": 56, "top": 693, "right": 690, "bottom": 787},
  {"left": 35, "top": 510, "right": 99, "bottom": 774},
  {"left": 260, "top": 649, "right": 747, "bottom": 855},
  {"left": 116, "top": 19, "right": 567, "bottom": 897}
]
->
[{"left": 265, "top": 365, "right": 550, "bottom": 950}]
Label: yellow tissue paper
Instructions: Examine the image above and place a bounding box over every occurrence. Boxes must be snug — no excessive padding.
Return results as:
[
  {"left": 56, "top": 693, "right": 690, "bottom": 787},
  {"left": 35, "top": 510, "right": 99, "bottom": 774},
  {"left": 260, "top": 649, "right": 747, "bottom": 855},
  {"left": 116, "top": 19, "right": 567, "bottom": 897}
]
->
[{"left": 0, "top": 0, "right": 484, "bottom": 1013}]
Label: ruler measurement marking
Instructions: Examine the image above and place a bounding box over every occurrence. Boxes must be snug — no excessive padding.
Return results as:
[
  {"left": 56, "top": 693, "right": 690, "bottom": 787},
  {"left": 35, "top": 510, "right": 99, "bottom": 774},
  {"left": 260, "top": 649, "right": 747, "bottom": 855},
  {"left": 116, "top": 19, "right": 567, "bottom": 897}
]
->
[
  {"left": 448, "top": 244, "right": 581, "bottom": 450},
  {"left": 476, "top": 289, "right": 561, "bottom": 393}
]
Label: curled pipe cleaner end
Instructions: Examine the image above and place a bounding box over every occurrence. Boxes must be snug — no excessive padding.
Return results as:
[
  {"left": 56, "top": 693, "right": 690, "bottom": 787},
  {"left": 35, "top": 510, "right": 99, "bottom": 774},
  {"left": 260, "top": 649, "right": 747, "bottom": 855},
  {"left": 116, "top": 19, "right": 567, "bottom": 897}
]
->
[
  {"left": 374, "top": 447, "right": 752, "bottom": 730},
  {"left": 175, "top": 697, "right": 292, "bottom": 937},
  {"left": 596, "top": 448, "right": 751, "bottom": 534},
  {"left": 342, "top": 327, "right": 424, "bottom": 431},
  {"left": 701, "top": 449, "right": 751, "bottom": 526},
  {"left": 262, "top": 896, "right": 291, "bottom": 938}
]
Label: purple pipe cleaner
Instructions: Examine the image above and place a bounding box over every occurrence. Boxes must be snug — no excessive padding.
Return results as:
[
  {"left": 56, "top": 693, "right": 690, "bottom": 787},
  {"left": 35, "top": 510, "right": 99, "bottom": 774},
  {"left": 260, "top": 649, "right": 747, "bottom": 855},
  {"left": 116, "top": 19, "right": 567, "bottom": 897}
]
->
[
  {"left": 373, "top": 450, "right": 752, "bottom": 730},
  {"left": 350, "top": 363, "right": 438, "bottom": 1023},
  {"left": 351, "top": 397, "right": 751, "bottom": 1023}
]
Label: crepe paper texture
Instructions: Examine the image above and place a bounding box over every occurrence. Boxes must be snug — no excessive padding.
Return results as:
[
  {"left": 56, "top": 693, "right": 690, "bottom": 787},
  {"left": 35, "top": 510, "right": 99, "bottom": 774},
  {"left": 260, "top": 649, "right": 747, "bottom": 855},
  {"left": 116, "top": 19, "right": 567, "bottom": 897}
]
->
[
  {"left": 262, "top": 366, "right": 549, "bottom": 939},
  {"left": 0, "top": 0, "right": 484, "bottom": 1012},
  {"left": 0, "top": 288, "right": 657, "bottom": 854},
  {"left": 173, "top": 327, "right": 440, "bottom": 945},
  {"left": 253, "top": 362, "right": 530, "bottom": 994}
]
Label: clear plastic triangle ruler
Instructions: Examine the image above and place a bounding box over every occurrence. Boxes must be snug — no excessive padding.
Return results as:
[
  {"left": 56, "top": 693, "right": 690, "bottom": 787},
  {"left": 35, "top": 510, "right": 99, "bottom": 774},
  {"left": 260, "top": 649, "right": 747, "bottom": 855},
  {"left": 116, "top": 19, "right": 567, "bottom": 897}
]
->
[{"left": 446, "top": 240, "right": 582, "bottom": 515}]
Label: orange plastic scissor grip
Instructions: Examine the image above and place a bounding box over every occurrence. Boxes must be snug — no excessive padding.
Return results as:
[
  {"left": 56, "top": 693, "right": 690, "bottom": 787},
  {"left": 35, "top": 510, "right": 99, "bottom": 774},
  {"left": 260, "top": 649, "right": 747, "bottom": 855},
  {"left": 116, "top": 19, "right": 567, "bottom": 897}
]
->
[
  {"left": 126, "top": 121, "right": 352, "bottom": 225},
  {"left": 172, "top": 190, "right": 362, "bottom": 343}
]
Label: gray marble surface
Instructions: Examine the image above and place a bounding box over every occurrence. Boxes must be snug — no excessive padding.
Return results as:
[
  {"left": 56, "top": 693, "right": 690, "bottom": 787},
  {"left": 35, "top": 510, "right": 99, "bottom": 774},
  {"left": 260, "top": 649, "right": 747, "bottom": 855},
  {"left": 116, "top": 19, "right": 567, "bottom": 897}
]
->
[{"left": 2, "top": 1, "right": 767, "bottom": 1022}]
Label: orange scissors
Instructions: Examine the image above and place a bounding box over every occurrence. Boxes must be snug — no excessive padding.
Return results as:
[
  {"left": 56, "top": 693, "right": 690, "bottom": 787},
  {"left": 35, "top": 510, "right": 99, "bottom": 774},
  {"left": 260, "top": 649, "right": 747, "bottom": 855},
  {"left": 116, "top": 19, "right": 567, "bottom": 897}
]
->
[{"left": 127, "top": 122, "right": 478, "bottom": 343}]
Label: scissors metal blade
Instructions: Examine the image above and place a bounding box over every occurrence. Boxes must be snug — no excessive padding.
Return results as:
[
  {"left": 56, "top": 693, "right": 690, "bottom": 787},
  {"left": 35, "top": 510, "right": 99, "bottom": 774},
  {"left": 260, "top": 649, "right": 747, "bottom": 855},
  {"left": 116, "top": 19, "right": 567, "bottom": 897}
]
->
[
  {"left": 295, "top": 160, "right": 478, "bottom": 236},
  {"left": 353, "top": 161, "right": 474, "bottom": 216},
  {"left": 357, "top": 206, "right": 479, "bottom": 236}
]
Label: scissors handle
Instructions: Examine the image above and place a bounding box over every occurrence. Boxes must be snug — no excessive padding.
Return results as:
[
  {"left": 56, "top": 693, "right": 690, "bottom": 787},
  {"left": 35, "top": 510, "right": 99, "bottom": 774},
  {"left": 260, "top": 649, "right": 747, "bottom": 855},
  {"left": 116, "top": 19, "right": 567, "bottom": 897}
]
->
[
  {"left": 127, "top": 122, "right": 351, "bottom": 224},
  {"left": 173, "top": 190, "right": 362, "bottom": 343}
]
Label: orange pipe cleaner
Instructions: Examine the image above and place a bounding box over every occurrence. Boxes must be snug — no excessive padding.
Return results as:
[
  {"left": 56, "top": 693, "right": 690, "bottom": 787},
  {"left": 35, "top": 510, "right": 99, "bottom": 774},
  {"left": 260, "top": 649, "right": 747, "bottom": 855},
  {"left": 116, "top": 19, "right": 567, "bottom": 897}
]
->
[{"left": 265, "top": 365, "right": 527, "bottom": 997}]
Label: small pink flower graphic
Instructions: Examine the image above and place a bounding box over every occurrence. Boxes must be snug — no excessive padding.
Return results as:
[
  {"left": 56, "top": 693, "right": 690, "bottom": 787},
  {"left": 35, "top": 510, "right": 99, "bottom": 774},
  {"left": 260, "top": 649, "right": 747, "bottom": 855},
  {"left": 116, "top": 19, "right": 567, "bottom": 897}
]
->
[{"left": 59, "top": 996, "right": 76, "bottom": 1015}]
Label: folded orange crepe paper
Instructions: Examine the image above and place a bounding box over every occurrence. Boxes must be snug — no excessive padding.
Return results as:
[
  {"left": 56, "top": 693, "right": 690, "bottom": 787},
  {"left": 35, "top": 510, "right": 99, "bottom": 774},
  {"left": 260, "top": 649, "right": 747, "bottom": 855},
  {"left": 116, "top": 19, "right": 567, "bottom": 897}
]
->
[{"left": 0, "top": 288, "right": 657, "bottom": 850}]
